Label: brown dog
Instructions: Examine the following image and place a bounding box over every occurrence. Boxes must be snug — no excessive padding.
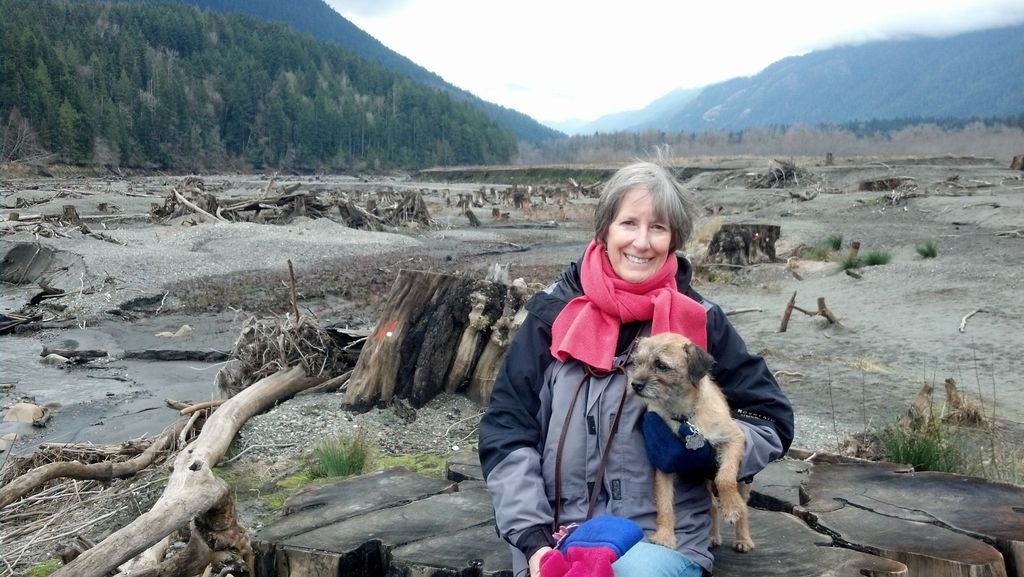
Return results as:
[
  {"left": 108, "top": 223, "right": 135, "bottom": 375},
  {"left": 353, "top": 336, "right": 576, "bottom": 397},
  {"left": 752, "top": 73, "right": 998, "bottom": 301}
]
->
[{"left": 630, "top": 332, "right": 754, "bottom": 552}]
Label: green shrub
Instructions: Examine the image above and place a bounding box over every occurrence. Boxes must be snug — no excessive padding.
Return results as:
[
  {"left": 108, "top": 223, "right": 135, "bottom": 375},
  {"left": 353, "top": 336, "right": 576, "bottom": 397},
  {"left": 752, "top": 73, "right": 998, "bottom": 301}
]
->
[
  {"left": 839, "top": 255, "right": 863, "bottom": 270},
  {"left": 826, "top": 233, "right": 844, "bottom": 251},
  {"left": 309, "top": 430, "right": 372, "bottom": 479},
  {"left": 915, "top": 240, "right": 939, "bottom": 258},
  {"left": 863, "top": 250, "right": 891, "bottom": 266}
]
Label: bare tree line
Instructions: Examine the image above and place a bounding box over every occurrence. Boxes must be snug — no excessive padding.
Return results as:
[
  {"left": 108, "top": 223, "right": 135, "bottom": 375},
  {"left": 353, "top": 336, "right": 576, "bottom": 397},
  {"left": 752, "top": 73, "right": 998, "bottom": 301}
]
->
[{"left": 517, "top": 122, "right": 1024, "bottom": 165}]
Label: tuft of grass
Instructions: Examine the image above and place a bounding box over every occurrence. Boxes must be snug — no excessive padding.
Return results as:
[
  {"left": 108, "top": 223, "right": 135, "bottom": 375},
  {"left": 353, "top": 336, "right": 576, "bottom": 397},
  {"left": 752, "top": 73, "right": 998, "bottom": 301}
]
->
[
  {"left": 826, "top": 233, "right": 844, "bottom": 251},
  {"left": 808, "top": 243, "right": 834, "bottom": 261},
  {"left": 915, "top": 240, "right": 939, "bottom": 258},
  {"left": 27, "top": 560, "right": 62, "bottom": 577},
  {"left": 862, "top": 249, "right": 891, "bottom": 266},
  {"left": 839, "top": 255, "right": 863, "bottom": 270},
  {"left": 309, "top": 430, "right": 372, "bottom": 479},
  {"left": 878, "top": 420, "right": 967, "bottom": 474}
]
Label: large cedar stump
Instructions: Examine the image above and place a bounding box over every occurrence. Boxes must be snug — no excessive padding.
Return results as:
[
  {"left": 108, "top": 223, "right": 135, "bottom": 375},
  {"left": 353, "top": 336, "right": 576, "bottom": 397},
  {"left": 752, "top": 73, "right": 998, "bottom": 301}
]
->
[
  {"left": 344, "top": 269, "right": 479, "bottom": 410},
  {"left": 706, "top": 224, "right": 780, "bottom": 266}
]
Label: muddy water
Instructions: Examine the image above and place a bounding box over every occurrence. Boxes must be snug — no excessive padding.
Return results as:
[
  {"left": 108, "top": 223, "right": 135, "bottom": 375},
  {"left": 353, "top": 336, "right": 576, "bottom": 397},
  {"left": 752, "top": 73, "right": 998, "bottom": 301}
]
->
[{"left": 1, "top": 312, "right": 242, "bottom": 455}]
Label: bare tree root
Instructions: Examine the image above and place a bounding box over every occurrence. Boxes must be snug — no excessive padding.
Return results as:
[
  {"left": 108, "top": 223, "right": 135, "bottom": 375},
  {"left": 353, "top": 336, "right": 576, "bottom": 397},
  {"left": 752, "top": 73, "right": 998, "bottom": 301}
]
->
[
  {"left": 0, "top": 420, "right": 185, "bottom": 509},
  {"left": 51, "top": 364, "right": 311, "bottom": 577}
]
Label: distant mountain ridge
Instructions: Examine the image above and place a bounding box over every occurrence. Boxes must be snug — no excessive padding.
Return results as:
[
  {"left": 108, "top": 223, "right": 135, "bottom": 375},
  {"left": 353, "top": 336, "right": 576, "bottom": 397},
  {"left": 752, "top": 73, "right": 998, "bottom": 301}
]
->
[
  {"left": 607, "top": 24, "right": 1024, "bottom": 133},
  {"left": 549, "top": 88, "right": 703, "bottom": 135},
  {"left": 177, "top": 0, "right": 565, "bottom": 144}
]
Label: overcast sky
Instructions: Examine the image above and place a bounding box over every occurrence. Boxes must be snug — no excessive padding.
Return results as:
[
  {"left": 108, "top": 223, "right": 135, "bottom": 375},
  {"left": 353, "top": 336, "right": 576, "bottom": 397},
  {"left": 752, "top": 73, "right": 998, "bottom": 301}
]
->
[{"left": 326, "top": 1, "right": 1024, "bottom": 124}]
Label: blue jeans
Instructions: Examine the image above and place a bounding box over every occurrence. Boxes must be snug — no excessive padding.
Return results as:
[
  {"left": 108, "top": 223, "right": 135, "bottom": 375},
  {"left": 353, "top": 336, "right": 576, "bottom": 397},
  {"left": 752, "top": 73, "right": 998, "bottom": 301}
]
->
[{"left": 612, "top": 542, "right": 704, "bottom": 577}]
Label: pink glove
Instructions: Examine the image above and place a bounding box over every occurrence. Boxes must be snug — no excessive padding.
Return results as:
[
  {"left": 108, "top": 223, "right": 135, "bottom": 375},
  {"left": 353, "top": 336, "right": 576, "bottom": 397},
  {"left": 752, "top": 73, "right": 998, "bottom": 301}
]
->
[
  {"left": 539, "top": 516, "right": 643, "bottom": 577},
  {"left": 540, "top": 546, "right": 618, "bottom": 577}
]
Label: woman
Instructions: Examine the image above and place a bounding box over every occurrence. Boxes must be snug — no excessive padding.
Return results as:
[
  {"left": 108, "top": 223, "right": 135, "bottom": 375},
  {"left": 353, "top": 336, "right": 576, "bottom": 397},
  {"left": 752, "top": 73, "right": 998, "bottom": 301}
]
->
[{"left": 479, "top": 161, "right": 794, "bottom": 577}]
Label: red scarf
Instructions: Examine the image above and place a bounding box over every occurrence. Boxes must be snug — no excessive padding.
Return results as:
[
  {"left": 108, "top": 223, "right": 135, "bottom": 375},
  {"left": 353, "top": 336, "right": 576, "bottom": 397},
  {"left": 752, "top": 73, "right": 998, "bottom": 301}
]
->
[{"left": 550, "top": 241, "right": 708, "bottom": 371}]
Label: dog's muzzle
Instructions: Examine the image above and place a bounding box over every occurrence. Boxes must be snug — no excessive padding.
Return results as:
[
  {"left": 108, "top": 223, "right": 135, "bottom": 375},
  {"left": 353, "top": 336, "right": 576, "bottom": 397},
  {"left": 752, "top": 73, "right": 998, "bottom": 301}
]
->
[{"left": 630, "top": 380, "right": 647, "bottom": 395}]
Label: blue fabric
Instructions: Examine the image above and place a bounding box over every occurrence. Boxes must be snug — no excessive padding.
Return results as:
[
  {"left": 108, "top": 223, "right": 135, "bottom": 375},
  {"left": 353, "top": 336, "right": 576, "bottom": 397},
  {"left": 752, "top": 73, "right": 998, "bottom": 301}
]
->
[
  {"left": 558, "top": 515, "right": 645, "bottom": 558},
  {"left": 612, "top": 542, "right": 704, "bottom": 577},
  {"left": 642, "top": 412, "right": 716, "bottom": 477}
]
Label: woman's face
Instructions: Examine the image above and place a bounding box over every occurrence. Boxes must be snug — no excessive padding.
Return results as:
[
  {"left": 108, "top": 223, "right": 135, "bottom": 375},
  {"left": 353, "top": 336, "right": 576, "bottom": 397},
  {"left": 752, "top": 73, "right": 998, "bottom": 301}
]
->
[{"left": 603, "top": 187, "right": 672, "bottom": 283}]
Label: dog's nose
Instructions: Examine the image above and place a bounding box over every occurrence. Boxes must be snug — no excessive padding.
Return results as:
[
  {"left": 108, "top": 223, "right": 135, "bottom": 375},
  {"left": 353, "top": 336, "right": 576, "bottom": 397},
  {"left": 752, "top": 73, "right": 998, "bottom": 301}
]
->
[{"left": 631, "top": 380, "right": 645, "bottom": 394}]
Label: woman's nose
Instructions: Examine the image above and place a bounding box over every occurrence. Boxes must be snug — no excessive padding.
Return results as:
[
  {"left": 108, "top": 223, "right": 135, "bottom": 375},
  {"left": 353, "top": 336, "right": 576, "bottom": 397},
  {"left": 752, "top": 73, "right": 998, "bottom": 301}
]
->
[{"left": 632, "top": 228, "right": 652, "bottom": 249}]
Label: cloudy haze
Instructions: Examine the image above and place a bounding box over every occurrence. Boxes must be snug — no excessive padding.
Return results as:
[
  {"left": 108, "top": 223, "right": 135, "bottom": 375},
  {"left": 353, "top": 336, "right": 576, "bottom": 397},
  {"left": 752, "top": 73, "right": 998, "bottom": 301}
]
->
[{"left": 327, "top": 1, "right": 1024, "bottom": 124}]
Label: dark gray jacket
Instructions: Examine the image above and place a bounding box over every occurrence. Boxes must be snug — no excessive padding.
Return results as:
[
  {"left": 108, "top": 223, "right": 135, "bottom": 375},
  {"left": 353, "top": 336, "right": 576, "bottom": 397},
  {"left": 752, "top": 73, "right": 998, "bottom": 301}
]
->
[{"left": 479, "top": 255, "right": 794, "bottom": 574}]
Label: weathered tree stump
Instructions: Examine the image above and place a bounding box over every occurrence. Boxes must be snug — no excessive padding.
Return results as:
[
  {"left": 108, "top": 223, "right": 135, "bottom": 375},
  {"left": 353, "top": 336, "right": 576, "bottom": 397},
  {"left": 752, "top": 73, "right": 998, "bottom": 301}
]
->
[
  {"left": 706, "top": 224, "right": 780, "bottom": 266},
  {"left": 446, "top": 285, "right": 505, "bottom": 394},
  {"left": 345, "top": 270, "right": 476, "bottom": 410},
  {"left": 345, "top": 269, "right": 538, "bottom": 410},
  {"left": 714, "top": 508, "right": 909, "bottom": 577},
  {"left": 252, "top": 469, "right": 505, "bottom": 577},
  {"left": 468, "top": 280, "right": 536, "bottom": 405},
  {"left": 795, "top": 460, "right": 1024, "bottom": 577}
]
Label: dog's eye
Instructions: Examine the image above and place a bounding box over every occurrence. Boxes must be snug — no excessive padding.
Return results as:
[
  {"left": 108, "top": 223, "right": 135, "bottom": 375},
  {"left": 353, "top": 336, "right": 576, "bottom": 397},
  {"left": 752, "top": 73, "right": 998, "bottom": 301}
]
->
[{"left": 654, "top": 359, "right": 670, "bottom": 371}]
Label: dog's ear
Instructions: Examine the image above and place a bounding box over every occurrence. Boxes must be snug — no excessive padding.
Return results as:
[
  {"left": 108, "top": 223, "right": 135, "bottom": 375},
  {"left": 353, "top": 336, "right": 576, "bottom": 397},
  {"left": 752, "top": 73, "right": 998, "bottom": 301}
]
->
[{"left": 685, "top": 344, "right": 715, "bottom": 385}]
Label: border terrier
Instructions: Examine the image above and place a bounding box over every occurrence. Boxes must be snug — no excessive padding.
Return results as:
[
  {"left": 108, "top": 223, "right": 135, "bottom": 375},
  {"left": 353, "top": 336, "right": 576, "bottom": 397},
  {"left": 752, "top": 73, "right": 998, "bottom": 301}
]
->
[{"left": 630, "top": 332, "right": 754, "bottom": 552}]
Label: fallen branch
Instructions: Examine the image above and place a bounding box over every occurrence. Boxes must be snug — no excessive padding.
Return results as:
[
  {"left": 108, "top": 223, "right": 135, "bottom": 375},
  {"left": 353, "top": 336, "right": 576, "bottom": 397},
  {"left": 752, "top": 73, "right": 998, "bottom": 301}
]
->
[
  {"left": 816, "top": 297, "right": 839, "bottom": 325},
  {"left": 296, "top": 369, "right": 352, "bottom": 396},
  {"left": 220, "top": 442, "right": 297, "bottom": 466},
  {"left": 725, "top": 308, "right": 763, "bottom": 316},
  {"left": 779, "top": 291, "right": 797, "bottom": 333},
  {"left": 173, "top": 190, "right": 227, "bottom": 223},
  {"left": 51, "top": 364, "right": 312, "bottom": 577},
  {"left": 179, "top": 400, "right": 226, "bottom": 416},
  {"left": 959, "top": 309, "right": 985, "bottom": 333},
  {"left": 0, "top": 421, "right": 184, "bottom": 510}
]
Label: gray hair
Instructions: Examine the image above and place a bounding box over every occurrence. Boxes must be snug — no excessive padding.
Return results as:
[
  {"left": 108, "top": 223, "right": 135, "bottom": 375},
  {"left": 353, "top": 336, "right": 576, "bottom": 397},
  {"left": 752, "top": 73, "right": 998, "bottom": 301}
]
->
[{"left": 593, "top": 161, "right": 699, "bottom": 253}]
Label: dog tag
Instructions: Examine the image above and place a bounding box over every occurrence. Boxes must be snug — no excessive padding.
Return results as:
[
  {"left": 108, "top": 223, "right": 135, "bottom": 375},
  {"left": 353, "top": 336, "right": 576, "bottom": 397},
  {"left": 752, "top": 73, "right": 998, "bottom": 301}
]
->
[{"left": 684, "top": 426, "right": 706, "bottom": 450}]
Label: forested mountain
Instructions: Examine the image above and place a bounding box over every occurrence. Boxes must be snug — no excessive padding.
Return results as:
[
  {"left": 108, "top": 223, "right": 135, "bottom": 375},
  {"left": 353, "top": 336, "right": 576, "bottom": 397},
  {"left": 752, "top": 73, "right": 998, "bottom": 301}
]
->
[
  {"left": 177, "top": 0, "right": 565, "bottom": 144},
  {"left": 0, "top": 0, "right": 518, "bottom": 170},
  {"left": 656, "top": 24, "right": 1024, "bottom": 133}
]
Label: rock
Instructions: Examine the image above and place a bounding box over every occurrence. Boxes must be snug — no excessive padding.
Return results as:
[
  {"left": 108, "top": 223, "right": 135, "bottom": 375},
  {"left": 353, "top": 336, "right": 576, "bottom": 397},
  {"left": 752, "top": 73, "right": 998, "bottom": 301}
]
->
[{"left": 3, "top": 402, "right": 44, "bottom": 422}]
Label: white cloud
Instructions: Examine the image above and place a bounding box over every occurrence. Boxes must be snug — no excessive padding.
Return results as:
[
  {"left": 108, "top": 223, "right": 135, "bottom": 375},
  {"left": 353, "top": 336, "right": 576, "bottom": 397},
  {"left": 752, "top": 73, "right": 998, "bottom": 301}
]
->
[{"left": 326, "top": 0, "right": 1024, "bottom": 123}]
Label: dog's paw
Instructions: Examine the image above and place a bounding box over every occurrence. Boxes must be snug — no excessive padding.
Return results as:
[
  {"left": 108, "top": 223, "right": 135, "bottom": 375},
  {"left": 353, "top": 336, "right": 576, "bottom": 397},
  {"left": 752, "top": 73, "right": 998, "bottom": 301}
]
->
[
  {"left": 733, "top": 537, "right": 755, "bottom": 553},
  {"left": 709, "top": 531, "right": 722, "bottom": 548},
  {"left": 650, "top": 530, "right": 677, "bottom": 549}
]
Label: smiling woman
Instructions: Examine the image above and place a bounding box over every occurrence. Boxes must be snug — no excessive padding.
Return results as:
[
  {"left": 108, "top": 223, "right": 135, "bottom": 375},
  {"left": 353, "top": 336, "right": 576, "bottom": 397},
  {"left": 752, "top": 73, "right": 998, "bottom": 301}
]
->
[{"left": 478, "top": 160, "right": 793, "bottom": 577}]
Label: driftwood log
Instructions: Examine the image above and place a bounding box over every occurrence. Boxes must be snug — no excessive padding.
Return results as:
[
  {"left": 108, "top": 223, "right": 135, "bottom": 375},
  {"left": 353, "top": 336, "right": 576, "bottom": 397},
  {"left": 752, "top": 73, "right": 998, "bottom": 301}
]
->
[
  {"left": 50, "top": 364, "right": 312, "bottom": 577},
  {"left": 706, "top": 224, "right": 780, "bottom": 266}
]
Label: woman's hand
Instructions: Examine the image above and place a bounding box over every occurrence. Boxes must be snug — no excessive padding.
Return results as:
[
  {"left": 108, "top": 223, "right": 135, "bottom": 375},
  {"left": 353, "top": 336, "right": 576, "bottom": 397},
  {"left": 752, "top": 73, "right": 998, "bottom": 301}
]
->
[
  {"left": 529, "top": 546, "right": 553, "bottom": 576},
  {"left": 642, "top": 412, "right": 717, "bottom": 477}
]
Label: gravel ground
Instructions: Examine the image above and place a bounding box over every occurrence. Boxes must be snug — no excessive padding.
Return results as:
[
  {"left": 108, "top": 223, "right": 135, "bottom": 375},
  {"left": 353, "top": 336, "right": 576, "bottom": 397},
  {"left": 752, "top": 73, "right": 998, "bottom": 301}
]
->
[{"left": 3, "top": 159, "right": 1023, "bottom": 575}]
